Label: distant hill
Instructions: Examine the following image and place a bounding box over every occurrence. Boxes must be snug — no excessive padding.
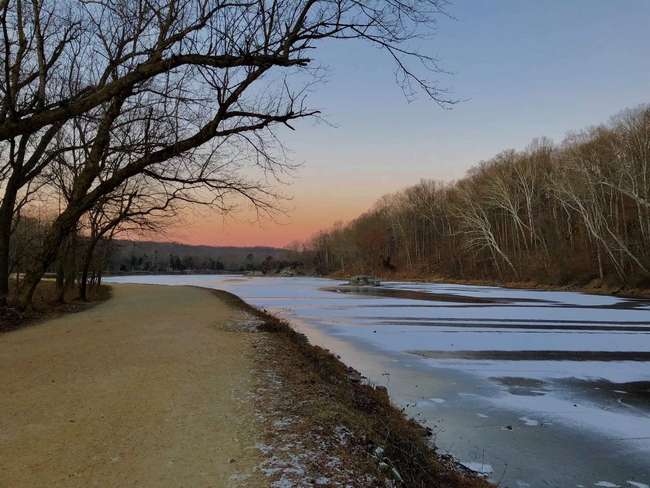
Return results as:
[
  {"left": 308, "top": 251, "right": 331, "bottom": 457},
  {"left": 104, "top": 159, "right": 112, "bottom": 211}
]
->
[{"left": 107, "top": 239, "right": 292, "bottom": 273}]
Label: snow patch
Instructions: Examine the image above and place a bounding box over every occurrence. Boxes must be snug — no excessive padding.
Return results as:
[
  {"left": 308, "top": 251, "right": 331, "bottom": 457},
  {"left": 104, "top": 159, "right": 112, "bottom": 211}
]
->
[
  {"left": 460, "top": 461, "right": 493, "bottom": 475},
  {"left": 519, "top": 416, "right": 539, "bottom": 426}
]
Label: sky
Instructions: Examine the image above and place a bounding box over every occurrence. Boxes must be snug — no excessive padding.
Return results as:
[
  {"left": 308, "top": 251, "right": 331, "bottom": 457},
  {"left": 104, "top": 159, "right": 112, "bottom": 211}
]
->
[{"left": 167, "top": 0, "right": 650, "bottom": 248}]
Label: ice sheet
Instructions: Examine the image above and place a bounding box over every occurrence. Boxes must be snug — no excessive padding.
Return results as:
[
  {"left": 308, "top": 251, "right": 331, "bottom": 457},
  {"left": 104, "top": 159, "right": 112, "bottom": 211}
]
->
[{"left": 106, "top": 274, "right": 650, "bottom": 484}]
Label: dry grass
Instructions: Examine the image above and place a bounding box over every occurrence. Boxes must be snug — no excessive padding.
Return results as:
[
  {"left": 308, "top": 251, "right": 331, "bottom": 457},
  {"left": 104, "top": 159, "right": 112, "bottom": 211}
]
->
[
  {"left": 214, "top": 289, "right": 493, "bottom": 488},
  {"left": 1, "top": 280, "right": 111, "bottom": 333}
]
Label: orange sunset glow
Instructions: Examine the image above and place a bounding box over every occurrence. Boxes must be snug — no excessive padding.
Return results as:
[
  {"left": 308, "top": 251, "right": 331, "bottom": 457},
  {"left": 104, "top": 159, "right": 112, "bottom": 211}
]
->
[{"left": 165, "top": 172, "right": 405, "bottom": 247}]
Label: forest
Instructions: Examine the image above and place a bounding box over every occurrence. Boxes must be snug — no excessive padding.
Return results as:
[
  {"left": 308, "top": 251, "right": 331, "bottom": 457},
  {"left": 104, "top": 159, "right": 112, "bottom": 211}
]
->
[
  {"left": 303, "top": 106, "right": 650, "bottom": 289},
  {"left": 107, "top": 240, "right": 291, "bottom": 273}
]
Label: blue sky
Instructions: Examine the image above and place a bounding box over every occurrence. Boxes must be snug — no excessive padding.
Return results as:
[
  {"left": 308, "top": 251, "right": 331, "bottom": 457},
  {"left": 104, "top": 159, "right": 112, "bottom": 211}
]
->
[
  {"left": 180, "top": 1, "right": 650, "bottom": 246},
  {"left": 294, "top": 0, "right": 650, "bottom": 179}
]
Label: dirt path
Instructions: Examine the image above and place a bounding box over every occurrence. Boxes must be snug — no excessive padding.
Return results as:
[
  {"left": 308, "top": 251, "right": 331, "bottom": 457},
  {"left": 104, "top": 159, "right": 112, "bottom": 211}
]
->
[{"left": 0, "top": 284, "right": 265, "bottom": 488}]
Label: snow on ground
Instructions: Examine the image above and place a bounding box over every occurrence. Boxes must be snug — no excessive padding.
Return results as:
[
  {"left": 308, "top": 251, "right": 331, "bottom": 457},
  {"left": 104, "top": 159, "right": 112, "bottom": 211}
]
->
[
  {"left": 381, "top": 281, "right": 649, "bottom": 308},
  {"left": 493, "top": 392, "right": 650, "bottom": 446},
  {"left": 336, "top": 324, "right": 650, "bottom": 353},
  {"left": 627, "top": 481, "right": 650, "bottom": 488},
  {"left": 459, "top": 461, "right": 493, "bottom": 476},
  {"left": 420, "top": 357, "right": 650, "bottom": 383}
]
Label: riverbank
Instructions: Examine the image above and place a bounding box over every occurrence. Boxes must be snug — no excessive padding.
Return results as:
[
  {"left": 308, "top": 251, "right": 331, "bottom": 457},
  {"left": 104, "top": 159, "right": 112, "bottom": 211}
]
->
[
  {"left": 217, "top": 288, "right": 492, "bottom": 487},
  {"left": 104, "top": 274, "right": 650, "bottom": 486},
  {"left": 0, "top": 283, "right": 490, "bottom": 487},
  {"left": 330, "top": 271, "right": 650, "bottom": 299}
]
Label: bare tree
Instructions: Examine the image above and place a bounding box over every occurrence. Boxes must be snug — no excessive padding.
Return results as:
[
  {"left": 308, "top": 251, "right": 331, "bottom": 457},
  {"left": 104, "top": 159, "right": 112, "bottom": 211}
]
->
[
  {"left": 454, "top": 181, "right": 517, "bottom": 277},
  {"left": 0, "top": 0, "right": 453, "bottom": 309},
  {"left": 301, "top": 106, "right": 650, "bottom": 287},
  {"left": 0, "top": 0, "right": 82, "bottom": 303},
  {"left": 77, "top": 178, "right": 178, "bottom": 301}
]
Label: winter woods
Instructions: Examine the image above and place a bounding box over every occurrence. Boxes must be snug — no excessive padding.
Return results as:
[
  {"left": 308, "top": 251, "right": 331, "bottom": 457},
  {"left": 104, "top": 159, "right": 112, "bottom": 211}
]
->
[{"left": 307, "top": 107, "right": 650, "bottom": 288}]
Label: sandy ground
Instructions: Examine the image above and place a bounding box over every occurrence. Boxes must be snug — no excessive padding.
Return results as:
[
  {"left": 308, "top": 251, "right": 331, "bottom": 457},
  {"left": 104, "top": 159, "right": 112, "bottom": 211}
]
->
[{"left": 0, "top": 284, "right": 265, "bottom": 488}]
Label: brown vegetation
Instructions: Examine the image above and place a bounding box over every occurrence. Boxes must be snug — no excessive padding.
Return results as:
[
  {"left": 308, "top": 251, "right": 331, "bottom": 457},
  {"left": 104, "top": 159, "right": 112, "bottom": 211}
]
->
[
  {"left": 0, "top": 279, "right": 109, "bottom": 332},
  {"left": 303, "top": 106, "right": 650, "bottom": 291},
  {"left": 106, "top": 239, "right": 295, "bottom": 274},
  {"left": 217, "top": 289, "right": 493, "bottom": 488}
]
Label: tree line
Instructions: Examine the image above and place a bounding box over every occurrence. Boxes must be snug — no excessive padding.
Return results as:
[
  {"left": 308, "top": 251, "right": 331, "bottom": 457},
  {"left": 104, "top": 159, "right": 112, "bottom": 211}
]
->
[
  {"left": 0, "top": 0, "right": 450, "bottom": 309},
  {"left": 107, "top": 241, "right": 296, "bottom": 273},
  {"left": 304, "top": 106, "right": 650, "bottom": 288}
]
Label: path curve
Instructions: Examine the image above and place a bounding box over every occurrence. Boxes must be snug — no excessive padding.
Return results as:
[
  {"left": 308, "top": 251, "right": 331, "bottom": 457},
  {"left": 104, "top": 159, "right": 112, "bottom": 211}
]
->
[{"left": 0, "top": 284, "right": 265, "bottom": 487}]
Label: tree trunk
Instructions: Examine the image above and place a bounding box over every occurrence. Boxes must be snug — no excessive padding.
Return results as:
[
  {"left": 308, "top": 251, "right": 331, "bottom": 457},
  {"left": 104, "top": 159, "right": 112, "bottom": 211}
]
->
[
  {"left": 79, "top": 237, "right": 99, "bottom": 301},
  {"left": 56, "top": 243, "right": 68, "bottom": 303},
  {"left": 597, "top": 246, "right": 604, "bottom": 282},
  {"left": 19, "top": 207, "right": 82, "bottom": 309},
  {"left": 0, "top": 178, "right": 19, "bottom": 306},
  {"left": 64, "top": 232, "right": 78, "bottom": 298}
]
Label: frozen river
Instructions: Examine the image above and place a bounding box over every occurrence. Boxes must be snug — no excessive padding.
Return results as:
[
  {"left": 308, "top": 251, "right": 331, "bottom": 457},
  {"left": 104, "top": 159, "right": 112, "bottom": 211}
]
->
[{"left": 107, "top": 275, "right": 650, "bottom": 488}]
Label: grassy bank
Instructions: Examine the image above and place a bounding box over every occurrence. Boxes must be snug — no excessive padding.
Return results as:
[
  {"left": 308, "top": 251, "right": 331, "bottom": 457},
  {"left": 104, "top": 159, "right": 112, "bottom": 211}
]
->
[
  {"left": 0, "top": 281, "right": 111, "bottom": 333},
  {"left": 214, "top": 288, "right": 492, "bottom": 488}
]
